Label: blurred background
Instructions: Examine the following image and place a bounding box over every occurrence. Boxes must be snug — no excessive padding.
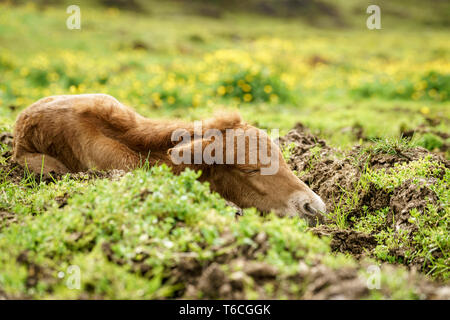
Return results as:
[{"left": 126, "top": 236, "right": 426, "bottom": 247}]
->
[{"left": 0, "top": 0, "right": 449, "bottom": 151}]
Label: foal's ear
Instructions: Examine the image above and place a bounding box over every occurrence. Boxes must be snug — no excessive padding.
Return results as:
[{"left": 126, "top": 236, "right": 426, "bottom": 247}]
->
[
  {"left": 168, "top": 133, "right": 226, "bottom": 167},
  {"left": 203, "top": 111, "right": 242, "bottom": 131},
  {"left": 167, "top": 138, "right": 209, "bottom": 167},
  {"left": 167, "top": 112, "right": 242, "bottom": 167}
]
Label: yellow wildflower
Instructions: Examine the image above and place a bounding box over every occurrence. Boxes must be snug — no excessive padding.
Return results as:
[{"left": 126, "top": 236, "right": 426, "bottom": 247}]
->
[
  {"left": 242, "top": 84, "right": 252, "bottom": 92},
  {"left": 191, "top": 94, "right": 201, "bottom": 107},
  {"left": 167, "top": 96, "right": 176, "bottom": 104},
  {"left": 428, "top": 89, "right": 437, "bottom": 98},
  {"left": 243, "top": 93, "right": 252, "bottom": 102},
  {"left": 69, "top": 85, "right": 77, "bottom": 94},
  {"left": 217, "top": 85, "right": 226, "bottom": 96},
  {"left": 420, "top": 106, "right": 430, "bottom": 115},
  {"left": 414, "top": 80, "right": 427, "bottom": 91},
  {"left": 412, "top": 91, "right": 423, "bottom": 100},
  {"left": 20, "top": 67, "right": 29, "bottom": 77},
  {"left": 270, "top": 94, "right": 279, "bottom": 103}
]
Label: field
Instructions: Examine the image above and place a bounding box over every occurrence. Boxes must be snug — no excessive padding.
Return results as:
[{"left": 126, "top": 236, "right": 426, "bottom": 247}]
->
[{"left": 0, "top": 0, "right": 449, "bottom": 299}]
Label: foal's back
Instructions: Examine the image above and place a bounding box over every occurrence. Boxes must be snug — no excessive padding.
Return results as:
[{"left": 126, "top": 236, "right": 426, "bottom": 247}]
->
[{"left": 12, "top": 94, "right": 142, "bottom": 173}]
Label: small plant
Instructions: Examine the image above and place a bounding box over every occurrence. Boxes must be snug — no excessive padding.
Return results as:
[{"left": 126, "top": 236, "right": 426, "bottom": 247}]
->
[
  {"left": 416, "top": 133, "right": 444, "bottom": 151},
  {"left": 367, "top": 137, "right": 417, "bottom": 156},
  {"left": 420, "top": 71, "right": 450, "bottom": 101},
  {"left": 307, "top": 145, "right": 323, "bottom": 169},
  {"left": 351, "top": 71, "right": 449, "bottom": 102},
  {"left": 216, "top": 69, "right": 294, "bottom": 104},
  {"left": 281, "top": 142, "right": 296, "bottom": 161}
]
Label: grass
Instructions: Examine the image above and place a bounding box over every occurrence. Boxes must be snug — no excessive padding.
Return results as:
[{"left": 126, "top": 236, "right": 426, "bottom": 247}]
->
[
  {"left": 366, "top": 137, "right": 419, "bottom": 156},
  {"left": 0, "top": 163, "right": 435, "bottom": 299}
]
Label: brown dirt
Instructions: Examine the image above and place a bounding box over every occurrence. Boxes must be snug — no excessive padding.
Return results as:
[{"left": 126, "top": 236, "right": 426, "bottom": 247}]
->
[
  {"left": 98, "top": 229, "right": 450, "bottom": 300},
  {"left": 0, "top": 211, "right": 18, "bottom": 231},
  {"left": 16, "top": 250, "right": 56, "bottom": 293},
  {"left": 54, "top": 192, "right": 70, "bottom": 208},
  {"left": 280, "top": 123, "right": 359, "bottom": 213},
  {"left": 389, "top": 178, "right": 440, "bottom": 232},
  {"left": 0, "top": 149, "right": 27, "bottom": 185},
  {"left": 311, "top": 226, "right": 377, "bottom": 258},
  {"left": 176, "top": 247, "right": 449, "bottom": 300},
  {"left": 355, "top": 145, "right": 447, "bottom": 170}
]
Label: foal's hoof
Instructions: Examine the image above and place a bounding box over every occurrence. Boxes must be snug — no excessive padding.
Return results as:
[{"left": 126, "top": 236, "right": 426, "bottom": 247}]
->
[{"left": 225, "top": 200, "right": 243, "bottom": 216}]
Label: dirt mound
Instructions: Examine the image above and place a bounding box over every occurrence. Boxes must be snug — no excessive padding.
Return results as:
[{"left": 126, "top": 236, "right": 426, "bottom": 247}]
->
[
  {"left": 281, "top": 123, "right": 448, "bottom": 271},
  {"left": 182, "top": 259, "right": 373, "bottom": 300},
  {"left": 384, "top": 178, "right": 444, "bottom": 267},
  {"left": 280, "top": 123, "right": 335, "bottom": 171},
  {"left": 0, "top": 150, "right": 28, "bottom": 185},
  {"left": 281, "top": 124, "right": 447, "bottom": 211},
  {"left": 351, "top": 145, "right": 448, "bottom": 170},
  {"left": 102, "top": 230, "right": 449, "bottom": 300},
  {"left": 389, "top": 178, "right": 440, "bottom": 232},
  {"left": 280, "top": 124, "right": 360, "bottom": 213},
  {"left": 281, "top": 123, "right": 447, "bottom": 212},
  {"left": 311, "top": 226, "right": 377, "bottom": 258},
  {"left": 176, "top": 246, "right": 449, "bottom": 299}
]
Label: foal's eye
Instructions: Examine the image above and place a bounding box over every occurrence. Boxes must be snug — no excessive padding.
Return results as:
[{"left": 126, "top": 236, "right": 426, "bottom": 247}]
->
[{"left": 241, "top": 168, "right": 260, "bottom": 175}]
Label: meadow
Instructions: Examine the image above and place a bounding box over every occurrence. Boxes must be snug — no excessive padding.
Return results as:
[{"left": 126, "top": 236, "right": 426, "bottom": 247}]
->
[{"left": 0, "top": 0, "right": 449, "bottom": 299}]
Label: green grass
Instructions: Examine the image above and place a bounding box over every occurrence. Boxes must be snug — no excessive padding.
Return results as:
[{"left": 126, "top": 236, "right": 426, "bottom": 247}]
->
[{"left": 0, "top": 163, "right": 434, "bottom": 299}]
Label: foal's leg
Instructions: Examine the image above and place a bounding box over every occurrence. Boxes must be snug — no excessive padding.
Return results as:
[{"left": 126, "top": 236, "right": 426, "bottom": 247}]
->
[
  {"left": 82, "top": 135, "right": 143, "bottom": 171},
  {"left": 15, "top": 153, "right": 70, "bottom": 175}
]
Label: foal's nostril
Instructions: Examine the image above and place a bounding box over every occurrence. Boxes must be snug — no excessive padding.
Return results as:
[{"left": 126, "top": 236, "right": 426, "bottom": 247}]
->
[{"left": 303, "top": 202, "right": 317, "bottom": 216}]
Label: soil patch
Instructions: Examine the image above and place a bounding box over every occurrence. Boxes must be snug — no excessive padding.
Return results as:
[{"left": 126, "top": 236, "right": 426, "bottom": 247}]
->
[
  {"left": 311, "top": 226, "right": 377, "bottom": 258},
  {"left": 0, "top": 132, "right": 13, "bottom": 147},
  {"left": 102, "top": 230, "right": 449, "bottom": 299},
  {"left": 16, "top": 250, "right": 56, "bottom": 292},
  {"left": 0, "top": 211, "right": 18, "bottom": 231}
]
